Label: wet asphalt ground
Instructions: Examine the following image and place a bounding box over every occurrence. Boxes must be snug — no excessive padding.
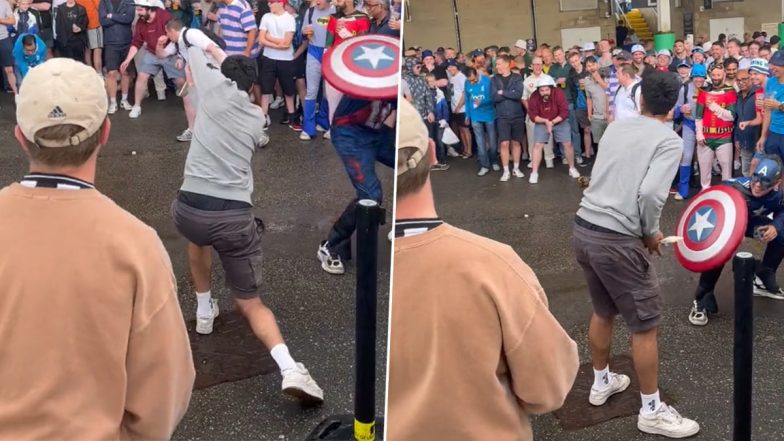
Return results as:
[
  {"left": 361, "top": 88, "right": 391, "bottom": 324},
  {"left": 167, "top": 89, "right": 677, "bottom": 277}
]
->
[
  {"left": 429, "top": 155, "right": 784, "bottom": 441},
  {"left": 0, "top": 92, "right": 392, "bottom": 441}
]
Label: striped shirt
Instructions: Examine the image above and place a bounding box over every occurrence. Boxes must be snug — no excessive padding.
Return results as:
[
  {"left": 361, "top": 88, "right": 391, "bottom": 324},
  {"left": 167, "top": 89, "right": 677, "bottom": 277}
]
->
[
  {"left": 218, "top": 0, "right": 259, "bottom": 57},
  {"left": 606, "top": 67, "right": 619, "bottom": 116}
]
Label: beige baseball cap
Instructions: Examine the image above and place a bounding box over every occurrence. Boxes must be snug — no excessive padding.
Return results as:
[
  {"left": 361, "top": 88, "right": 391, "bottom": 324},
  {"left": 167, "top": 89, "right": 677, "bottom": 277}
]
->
[
  {"left": 515, "top": 39, "right": 527, "bottom": 49},
  {"left": 16, "top": 58, "right": 108, "bottom": 148},
  {"left": 396, "top": 99, "right": 430, "bottom": 176}
]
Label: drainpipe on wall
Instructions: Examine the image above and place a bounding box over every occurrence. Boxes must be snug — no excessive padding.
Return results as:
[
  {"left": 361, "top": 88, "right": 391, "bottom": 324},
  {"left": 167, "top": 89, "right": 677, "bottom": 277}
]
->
[
  {"left": 452, "top": 0, "right": 463, "bottom": 52},
  {"left": 530, "top": 0, "right": 538, "bottom": 45}
]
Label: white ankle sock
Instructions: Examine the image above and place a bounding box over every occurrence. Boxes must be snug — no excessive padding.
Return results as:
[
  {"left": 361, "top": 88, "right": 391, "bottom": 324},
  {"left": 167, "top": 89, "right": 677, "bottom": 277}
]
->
[
  {"left": 121, "top": 94, "right": 128, "bottom": 102},
  {"left": 514, "top": 162, "right": 520, "bottom": 170},
  {"left": 196, "top": 291, "right": 212, "bottom": 318},
  {"left": 271, "top": 344, "right": 297, "bottom": 373},
  {"left": 640, "top": 391, "right": 661, "bottom": 415},
  {"left": 593, "top": 366, "right": 610, "bottom": 390},
  {"left": 110, "top": 97, "right": 117, "bottom": 104}
]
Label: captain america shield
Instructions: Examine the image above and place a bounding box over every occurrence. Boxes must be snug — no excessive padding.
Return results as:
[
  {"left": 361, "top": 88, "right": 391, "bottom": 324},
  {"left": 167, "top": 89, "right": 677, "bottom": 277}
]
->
[
  {"left": 323, "top": 34, "right": 400, "bottom": 100},
  {"left": 674, "top": 186, "right": 748, "bottom": 272}
]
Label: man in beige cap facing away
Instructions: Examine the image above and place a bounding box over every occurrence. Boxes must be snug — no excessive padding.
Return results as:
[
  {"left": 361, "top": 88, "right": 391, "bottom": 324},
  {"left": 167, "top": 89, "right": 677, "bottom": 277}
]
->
[
  {"left": 0, "top": 58, "right": 195, "bottom": 440},
  {"left": 387, "top": 99, "right": 580, "bottom": 440}
]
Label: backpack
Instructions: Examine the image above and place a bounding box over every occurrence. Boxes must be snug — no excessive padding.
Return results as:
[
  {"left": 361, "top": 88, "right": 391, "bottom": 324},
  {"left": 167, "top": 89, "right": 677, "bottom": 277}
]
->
[
  {"left": 293, "top": 6, "right": 315, "bottom": 49},
  {"left": 615, "top": 81, "right": 641, "bottom": 111},
  {"left": 182, "top": 27, "right": 226, "bottom": 50}
]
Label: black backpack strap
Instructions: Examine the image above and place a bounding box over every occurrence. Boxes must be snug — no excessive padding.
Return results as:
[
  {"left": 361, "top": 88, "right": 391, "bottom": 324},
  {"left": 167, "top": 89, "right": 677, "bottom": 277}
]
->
[{"left": 182, "top": 28, "right": 192, "bottom": 49}]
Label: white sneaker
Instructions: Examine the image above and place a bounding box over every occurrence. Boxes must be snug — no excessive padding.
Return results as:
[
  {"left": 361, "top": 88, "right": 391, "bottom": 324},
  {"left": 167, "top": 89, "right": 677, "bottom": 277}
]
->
[
  {"left": 576, "top": 156, "right": 584, "bottom": 165},
  {"left": 270, "top": 96, "right": 285, "bottom": 110},
  {"left": 477, "top": 167, "right": 489, "bottom": 176},
  {"left": 323, "top": 130, "right": 331, "bottom": 140},
  {"left": 176, "top": 128, "right": 192, "bottom": 142},
  {"left": 108, "top": 101, "right": 117, "bottom": 114},
  {"left": 492, "top": 163, "right": 501, "bottom": 171},
  {"left": 674, "top": 193, "right": 684, "bottom": 201},
  {"left": 529, "top": 173, "right": 539, "bottom": 184},
  {"left": 282, "top": 362, "right": 324, "bottom": 405},
  {"left": 300, "top": 132, "right": 312, "bottom": 141},
  {"left": 316, "top": 124, "right": 327, "bottom": 132},
  {"left": 512, "top": 168, "right": 525, "bottom": 178},
  {"left": 317, "top": 241, "right": 344, "bottom": 275},
  {"left": 569, "top": 168, "right": 581, "bottom": 178},
  {"left": 447, "top": 146, "right": 460, "bottom": 157},
  {"left": 157, "top": 90, "right": 166, "bottom": 101},
  {"left": 129, "top": 106, "right": 142, "bottom": 118},
  {"left": 195, "top": 299, "right": 220, "bottom": 335},
  {"left": 589, "top": 372, "right": 631, "bottom": 406},
  {"left": 263, "top": 113, "right": 271, "bottom": 129},
  {"left": 688, "top": 300, "right": 708, "bottom": 326},
  {"left": 637, "top": 403, "right": 700, "bottom": 438},
  {"left": 546, "top": 158, "right": 554, "bottom": 168},
  {"left": 500, "top": 171, "right": 510, "bottom": 182},
  {"left": 527, "top": 161, "right": 533, "bottom": 169},
  {"left": 120, "top": 100, "right": 133, "bottom": 111},
  {"left": 562, "top": 157, "right": 568, "bottom": 165},
  {"left": 752, "top": 276, "right": 784, "bottom": 300},
  {"left": 734, "top": 159, "right": 741, "bottom": 171}
]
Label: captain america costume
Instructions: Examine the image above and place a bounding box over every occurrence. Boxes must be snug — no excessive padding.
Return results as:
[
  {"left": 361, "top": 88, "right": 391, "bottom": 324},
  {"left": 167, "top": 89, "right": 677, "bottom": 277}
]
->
[
  {"left": 317, "top": 15, "right": 397, "bottom": 272},
  {"left": 692, "top": 174, "right": 784, "bottom": 315}
]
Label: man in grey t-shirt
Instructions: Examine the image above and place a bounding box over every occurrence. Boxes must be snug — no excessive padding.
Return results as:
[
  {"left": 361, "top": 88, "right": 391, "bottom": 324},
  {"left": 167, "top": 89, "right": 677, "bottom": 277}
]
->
[
  {"left": 584, "top": 57, "right": 608, "bottom": 145},
  {"left": 572, "top": 70, "right": 700, "bottom": 439},
  {"left": 171, "top": 48, "right": 324, "bottom": 405}
]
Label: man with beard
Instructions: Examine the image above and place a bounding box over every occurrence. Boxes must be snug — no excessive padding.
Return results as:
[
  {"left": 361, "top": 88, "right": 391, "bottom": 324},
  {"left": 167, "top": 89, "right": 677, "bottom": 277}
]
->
[
  {"left": 695, "top": 62, "right": 737, "bottom": 188},
  {"left": 523, "top": 56, "right": 554, "bottom": 168},
  {"left": 724, "top": 57, "right": 739, "bottom": 89},
  {"left": 631, "top": 44, "right": 646, "bottom": 75},
  {"left": 668, "top": 39, "right": 690, "bottom": 72},
  {"left": 119, "top": 0, "right": 185, "bottom": 120},
  {"left": 528, "top": 75, "right": 580, "bottom": 184}
]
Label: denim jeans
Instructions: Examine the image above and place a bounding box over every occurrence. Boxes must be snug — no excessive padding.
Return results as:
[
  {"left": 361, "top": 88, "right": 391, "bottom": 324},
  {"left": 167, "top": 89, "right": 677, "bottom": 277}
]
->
[
  {"left": 568, "top": 103, "right": 583, "bottom": 157},
  {"left": 331, "top": 125, "right": 396, "bottom": 203},
  {"left": 428, "top": 121, "right": 446, "bottom": 164},
  {"left": 472, "top": 120, "right": 498, "bottom": 169}
]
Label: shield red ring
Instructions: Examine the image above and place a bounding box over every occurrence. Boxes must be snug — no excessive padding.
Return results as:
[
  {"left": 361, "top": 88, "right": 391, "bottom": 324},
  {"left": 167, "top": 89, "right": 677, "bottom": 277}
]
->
[
  {"left": 674, "top": 186, "right": 748, "bottom": 272},
  {"left": 323, "top": 34, "right": 400, "bottom": 100}
]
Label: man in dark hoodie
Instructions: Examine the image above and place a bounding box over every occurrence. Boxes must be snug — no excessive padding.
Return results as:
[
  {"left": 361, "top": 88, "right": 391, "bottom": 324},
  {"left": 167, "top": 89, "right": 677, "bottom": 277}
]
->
[
  {"left": 99, "top": 0, "right": 135, "bottom": 114},
  {"left": 54, "top": 0, "right": 88, "bottom": 61},
  {"left": 491, "top": 54, "right": 525, "bottom": 182}
]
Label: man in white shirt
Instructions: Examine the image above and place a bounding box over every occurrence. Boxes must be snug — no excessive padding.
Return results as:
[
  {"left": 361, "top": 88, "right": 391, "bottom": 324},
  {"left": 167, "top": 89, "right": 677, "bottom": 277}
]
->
[
  {"left": 613, "top": 64, "right": 641, "bottom": 122},
  {"left": 258, "top": 0, "right": 298, "bottom": 130},
  {"left": 447, "top": 59, "right": 472, "bottom": 157},
  {"left": 522, "top": 57, "right": 554, "bottom": 168}
]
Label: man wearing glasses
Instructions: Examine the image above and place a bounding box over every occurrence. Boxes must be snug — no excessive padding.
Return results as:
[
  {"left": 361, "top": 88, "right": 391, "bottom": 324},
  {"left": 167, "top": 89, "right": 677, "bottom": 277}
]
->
[
  {"left": 365, "top": 0, "right": 399, "bottom": 37},
  {"left": 689, "top": 157, "right": 784, "bottom": 327},
  {"left": 734, "top": 65, "right": 763, "bottom": 176}
]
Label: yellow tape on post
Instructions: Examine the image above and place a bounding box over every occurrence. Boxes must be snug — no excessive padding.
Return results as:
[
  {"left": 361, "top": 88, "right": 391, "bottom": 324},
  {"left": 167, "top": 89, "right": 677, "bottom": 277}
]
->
[{"left": 354, "top": 419, "right": 375, "bottom": 441}]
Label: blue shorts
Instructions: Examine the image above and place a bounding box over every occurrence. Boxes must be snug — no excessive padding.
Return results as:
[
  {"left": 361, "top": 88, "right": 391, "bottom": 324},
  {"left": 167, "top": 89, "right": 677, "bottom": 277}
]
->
[{"left": 138, "top": 51, "right": 184, "bottom": 79}]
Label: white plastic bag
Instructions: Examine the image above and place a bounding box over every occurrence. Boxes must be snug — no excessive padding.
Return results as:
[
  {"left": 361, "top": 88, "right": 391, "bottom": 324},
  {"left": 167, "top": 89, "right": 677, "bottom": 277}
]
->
[{"left": 441, "top": 126, "right": 460, "bottom": 145}]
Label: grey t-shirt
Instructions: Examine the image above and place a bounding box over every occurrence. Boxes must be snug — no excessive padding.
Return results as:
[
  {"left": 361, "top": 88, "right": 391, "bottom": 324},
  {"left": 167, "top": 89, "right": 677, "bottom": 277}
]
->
[
  {"left": 585, "top": 78, "right": 607, "bottom": 120},
  {"left": 0, "top": 0, "right": 12, "bottom": 40},
  {"left": 577, "top": 116, "right": 681, "bottom": 238},
  {"left": 180, "top": 47, "right": 268, "bottom": 204},
  {"left": 304, "top": 5, "right": 334, "bottom": 48}
]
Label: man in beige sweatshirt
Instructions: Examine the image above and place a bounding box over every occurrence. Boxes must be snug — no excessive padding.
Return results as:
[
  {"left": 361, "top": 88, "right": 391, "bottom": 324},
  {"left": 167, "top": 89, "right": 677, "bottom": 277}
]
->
[
  {"left": 387, "top": 99, "right": 580, "bottom": 440},
  {"left": 0, "top": 58, "right": 195, "bottom": 440}
]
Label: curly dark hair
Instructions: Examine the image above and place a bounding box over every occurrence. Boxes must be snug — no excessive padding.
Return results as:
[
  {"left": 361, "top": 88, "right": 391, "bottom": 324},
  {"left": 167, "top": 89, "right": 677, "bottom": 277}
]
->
[
  {"left": 220, "top": 55, "right": 257, "bottom": 93},
  {"left": 640, "top": 70, "right": 680, "bottom": 116}
]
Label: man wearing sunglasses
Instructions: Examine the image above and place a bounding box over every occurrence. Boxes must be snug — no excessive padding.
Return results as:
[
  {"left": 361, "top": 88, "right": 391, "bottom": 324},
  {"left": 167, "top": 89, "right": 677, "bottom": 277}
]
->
[{"left": 689, "top": 157, "right": 784, "bottom": 327}]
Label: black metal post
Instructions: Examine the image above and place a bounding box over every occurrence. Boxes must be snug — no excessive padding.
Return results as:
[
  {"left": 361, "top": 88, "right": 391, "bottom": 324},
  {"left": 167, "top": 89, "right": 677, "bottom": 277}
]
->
[
  {"left": 451, "top": 0, "right": 462, "bottom": 53},
  {"left": 354, "top": 199, "right": 382, "bottom": 441},
  {"left": 733, "top": 252, "right": 754, "bottom": 441}
]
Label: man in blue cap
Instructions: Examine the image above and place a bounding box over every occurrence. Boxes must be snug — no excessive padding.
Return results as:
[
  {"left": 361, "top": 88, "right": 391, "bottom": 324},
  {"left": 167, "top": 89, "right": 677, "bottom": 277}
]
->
[
  {"left": 673, "top": 63, "right": 707, "bottom": 200},
  {"left": 689, "top": 157, "right": 784, "bottom": 326}
]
